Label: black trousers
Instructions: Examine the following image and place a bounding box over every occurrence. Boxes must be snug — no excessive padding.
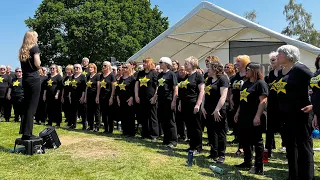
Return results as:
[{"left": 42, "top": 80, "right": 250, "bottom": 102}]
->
[
  {"left": 35, "top": 97, "right": 47, "bottom": 123},
  {"left": 69, "top": 95, "right": 87, "bottom": 129},
  {"left": 119, "top": 99, "right": 135, "bottom": 136},
  {"left": 206, "top": 109, "right": 227, "bottom": 157},
  {"left": 176, "top": 105, "right": 187, "bottom": 139},
  {"left": 0, "top": 98, "right": 11, "bottom": 120},
  {"left": 62, "top": 96, "right": 71, "bottom": 123},
  {"left": 239, "top": 125, "right": 264, "bottom": 169},
  {"left": 100, "top": 98, "right": 114, "bottom": 133},
  {"left": 87, "top": 96, "right": 100, "bottom": 130},
  {"left": 182, "top": 101, "right": 202, "bottom": 151},
  {"left": 12, "top": 97, "right": 24, "bottom": 122},
  {"left": 266, "top": 112, "right": 287, "bottom": 151},
  {"left": 46, "top": 97, "right": 62, "bottom": 126},
  {"left": 281, "top": 111, "right": 314, "bottom": 180},
  {"left": 20, "top": 76, "right": 40, "bottom": 136},
  {"left": 158, "top": 99, "right": 178, "bottom": 145},
  {"left": 140, "top": 99, "right": 159, "bottom": 139}
]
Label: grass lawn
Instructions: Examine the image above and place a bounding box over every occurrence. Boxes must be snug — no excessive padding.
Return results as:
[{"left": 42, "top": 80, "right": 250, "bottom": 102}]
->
[{"left": 0, "top": 119, "right": 319, "bottom": 180}]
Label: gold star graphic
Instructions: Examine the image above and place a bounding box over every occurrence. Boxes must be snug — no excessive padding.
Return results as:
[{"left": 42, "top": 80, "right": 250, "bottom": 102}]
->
[
  {"left": 118, "top": 82, "right": 126, "bottom": 91},
  {"left": 87, "top": 80, "right": 93, "bottom": 88},
  {"left": 71, "top": 80, "right": 78, "bottom": 87},
  {"left": 276, "top": 78, "right": 287, "bottom": 94},
  {"left": 205, "top": 85, "right": 212, "bottom": 95},
  {"left": 310, "top": 74, "right": 320, "bottom": 89},
  {"left": 100, "top": 79, "right": 107, "bottom": 89},
  {"left": 13, "top": 80, "right": 20, "bottom": 87},
  {"left": 180, "top": 79, "right": 190, "bottom": 89},
  {"left": 233, "top": 80, "right": 241, "bottom": 89},
  {"left": 240, "top": 88, "right": 250, "bottom": 102},
  {"left": 139, "top": 76, "right": 150, "bottom": 87},
  {"left": 47, "top": 79, "right": 53, "bottom": 87},
  {"left": 82, "top": 71, "right": 88, "bottom": 76},
  {"left": 269, "top": 80, "right": 277, "bottom": 92},
  {"left": 158, "top": 78, "right": 165, "bottom": 86},
  {"left": 205, "top": 77, "right": 208, "bottom": 82},
  {"left": 0, "top": 76, "right": 3, "bottom": 83},
  {"left": 64, "top": 79, "right": 71, "bottom": 86}
]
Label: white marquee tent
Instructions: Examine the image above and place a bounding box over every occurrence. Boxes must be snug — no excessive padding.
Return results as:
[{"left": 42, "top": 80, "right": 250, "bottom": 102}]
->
[{"left": 127, "top": 1, "right": 320, "bottom": 73}]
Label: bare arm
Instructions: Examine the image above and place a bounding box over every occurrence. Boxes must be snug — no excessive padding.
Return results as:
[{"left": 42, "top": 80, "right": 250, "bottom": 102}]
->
[
  {"left": 196, "top": 83, "right": 205, "bottom": 107},
  {"left": 34, "top": 53, "right": 41, "bottom": 69},
  {"left": 214, "top": 87, "right": 228, "bottom": 112},
  {"left": 255, "top": 95, "right": 267, "bottom": 119}
]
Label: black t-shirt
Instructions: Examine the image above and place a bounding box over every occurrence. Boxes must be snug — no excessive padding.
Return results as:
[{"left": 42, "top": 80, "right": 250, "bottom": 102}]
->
[
  {"left": 230, "top": 72, "right": 246, "bottom": 109},
  {"left": 276, "top": 63, "right": 313, "bottom": 113},
  {"left": 0, "top": 74, "right": 12, "bottom": 98},
  {"left": 266, "top": 70, "right": 279, "bottom": 112},
  {"left": 99, "top": 73, "right": 116, "bottom": 100},
  {"left": 137, "top": 70, "right": 158, "bottom": 101},
  {"left": 204, "top": 75, "right": 229, "bottom": 113},
  {"left": 157, "top": 70, "right": 178, "bottom": 101},
  {"left": 311, "top": 69, "right": 320, "bottom": 114},
  {"left": 86, "top": 74, "right": 100, "bottom": 98},
  {"left": 70, "top": 74, "right": 87, "bottom": 98},
  {"left": 39, "top": 76, "right": 47, "bottom": 98},
  {"left": 116, "top": 76, "right": 135, "bottom": 103},
  {"left": 21, "top": 46, "right": 40, "bottom": 77},
  {"left": 62, "top": 76, "right": 72, "bottom": 98},
  {"left": 174, "top": 71, "right": 180, "bottom": 80},
  {"left": 204, "top": 72, "right": 209, "bottom": 82},
  {"left": 44, "top": 74, "right": 63, "bottom": 99},
  {"left": 179, "top": 72, "right": 204, "bottom": 103},
  {"left": 177, "top": 76, "right": 187, "bottom": 101},
  {"left": 238, "top": 80, "right": 268, "bottom": 127},
  {"left": 10, "top": 77, "right": 23, "bottom": 98},
  {"left": 82, "top": 67, "right": 89, "bottom": 78}
]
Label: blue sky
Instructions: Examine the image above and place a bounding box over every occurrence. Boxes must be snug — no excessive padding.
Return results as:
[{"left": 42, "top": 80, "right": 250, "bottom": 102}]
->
[{"left": 1, "top": 0, "right": 319, "bottom": 69}]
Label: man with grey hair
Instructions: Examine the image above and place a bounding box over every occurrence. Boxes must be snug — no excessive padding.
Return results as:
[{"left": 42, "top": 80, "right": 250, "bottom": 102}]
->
[
  {"left": 81, "top": 57, "right": 89, "bottom": 77},
  {"left": 276, "top": 44, "right": 315, "bottom": 180}
]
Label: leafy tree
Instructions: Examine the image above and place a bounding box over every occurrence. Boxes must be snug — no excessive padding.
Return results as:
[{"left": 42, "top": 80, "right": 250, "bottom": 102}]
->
[
  {"left": 244, "top": 10, "right": 257, "bottom": 22},
  {"left": 282, "top": 0, "right": 320, "bottom": 47},
  {"left": 25, "top": 0, "right": 169, "bottom": 66}
]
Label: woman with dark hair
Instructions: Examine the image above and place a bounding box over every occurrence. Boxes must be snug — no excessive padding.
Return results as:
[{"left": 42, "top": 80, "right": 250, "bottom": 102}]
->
[
  {"left": 176, "top": 66, "right": 188, "bottom": 141},
  {"left": 224, "top": 63, "right": 236, "bottom": 78},
  {"left": 35, "top": 68, "right": 48, "bottom": 124},
  {"left": 275, "top": 45, "right": 314, "bottom": 180},
  {"left": 234, "top": 62, "right": 268, "bottom": 175},
  {"left": 43, "top": 64, "right": 63, "bottom": 127},
  {"left": 135, "top": 58, "right": 159, "bottom": 141},
  {"left": 116, "top": 63, "right": 136, "bottom": 137},
  {"left": 86, "top": 63, "right": 100, "bottom": 131},
  {"left": 312, "top": 54, "right": 320, "bottom": 130},
  {"left": 18, "top": 30, "right": 41, "bottom": 140},
  {"left": 203, "top": 56, "right": 220, "bottom": 81},
  {"left": 202, "top": 62, "right": 229, "bottom": 163},
  {"left": 171, "top": 60, "right": 180, "bottom": 77},
  {"left": 178, "top": 56, "right": 205, "bottom": 154}
]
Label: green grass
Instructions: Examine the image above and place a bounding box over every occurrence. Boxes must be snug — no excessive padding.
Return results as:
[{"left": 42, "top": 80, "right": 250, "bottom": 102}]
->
[{"left": 0, "top": 119, "right": 319, "bottom": 180}]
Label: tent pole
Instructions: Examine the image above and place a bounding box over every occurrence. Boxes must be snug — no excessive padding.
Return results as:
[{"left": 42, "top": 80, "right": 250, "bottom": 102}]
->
[{"left": 169, "top": 26, "right": 246, "bottom": 36}]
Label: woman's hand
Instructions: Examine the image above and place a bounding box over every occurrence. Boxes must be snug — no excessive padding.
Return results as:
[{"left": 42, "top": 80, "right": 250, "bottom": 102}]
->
[
  {"left": 127, "top": 97, "right": 133, "bottom": 106},
  {"left": 193, "top": 105, "right": 200, "bottom": 114},
  {"left": 135, "top": 95, "right": 140, "bottom": 104},
  {"left": 301, "top": 105, "right": 313, "bottom": 113},
  {"left": 253, "top": 116, "right": 261, "bottom": 126},
  {"left": 96, "top": 97, "right": 99, "bottom": 104},
  {"left": 234, "top": 113, "right": 239, "bottom": 123},
  {"left": 212, "top": 110, "right": 221, "bottom": 122},
  {"left": 201, "top": 108, "right": 207, "bottom": 119},
  {"left": 312, "top": 115, "right": 318, "bottom": 129},
  {"left": 109, "top": 97, "right": 113, "bottom": 106}
]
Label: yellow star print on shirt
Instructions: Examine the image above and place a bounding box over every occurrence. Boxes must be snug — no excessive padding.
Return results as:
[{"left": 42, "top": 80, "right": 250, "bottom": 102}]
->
[
  {"left": 87, "top": 80, "right": 93, "bottom": 88},
  {"left": 310, "top": 74, "right": 320, "bottom": 89},
  {"left": 82, "top": 71, "right": 88, "bottom": 76},
  {"left": 0, "top": 76, "right": 3, "bottom": 83},
  {"left": 269, "top": 80, "right": 277, "bottom": 92},
  {"left": 158, "top": 78, "right": 165, "bottom": 86},
  {"left": 13, "top": 80, "right": 20, "bottom": 86},
  {"left": 205, "top": 85, "right": 212, "bottom": 95},
  {"left": 180, "top": 79, "right": 190, "bottom": 89},
  {"left": 233, "top": 80, "right": 242, "bottom": 89},
  {"left": 71, "top": 80, "right": 78, "bottom": 87},
  {"left": 275, "top": 78, "right": 287, "bottom": 94},
  {"left": 100, "top": 80, "right": 107, "bottom": 89},
  {"left": 118, "top": 82, "right": 126, "bottom": 91},
  {"left": 47, "top": 79, "right": 53, "bottom": 87},
  {"left": 139, "top": 76, "right": 150, "bottom": 87},
  {"left": 205, "top": 77, "right": 208, "bottom": 82},
  {"left": 240, "top": 88, "right": 250, "bottom": 102},
  {"left": 64, "top": 79, "right": 71, "bottom": 86}
]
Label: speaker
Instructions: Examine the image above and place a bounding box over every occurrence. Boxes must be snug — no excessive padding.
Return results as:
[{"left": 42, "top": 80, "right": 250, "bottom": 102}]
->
[{"left": 39, "top": 127, "right": 61, "bottom": 149}]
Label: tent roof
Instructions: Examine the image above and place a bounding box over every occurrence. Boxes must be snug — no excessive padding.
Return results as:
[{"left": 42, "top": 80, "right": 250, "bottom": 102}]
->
[{"left": 127, "top": 1, "right": 320, "bottom": 63}]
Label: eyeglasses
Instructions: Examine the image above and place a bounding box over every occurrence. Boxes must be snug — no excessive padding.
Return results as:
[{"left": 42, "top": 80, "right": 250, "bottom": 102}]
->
[
  {"left": 270, "top": 59, "right": 276, "bottom": 62},
  {"left": 103, "top": 65, "right": 107, "bottom": 67},
  {"left": 50, "top": 68, "right": 55, "bottom": 70},
  {"left": 15, "top": 71, "right": 22, "bottom": 72},
  {"left": 224, "top": 66, "right": 229, "bottom": 69},
  {"left": 0, "top": 68, "right": 5, "bottom": 70},
  {"left": 245, "top": 68, "right": 251, "bottom": 72},
  {"left": 74, "top": 67, "right": 80, "bottom": 69},
  {"left": 159, "top": 62, "right": 163, "bottom": 64}
]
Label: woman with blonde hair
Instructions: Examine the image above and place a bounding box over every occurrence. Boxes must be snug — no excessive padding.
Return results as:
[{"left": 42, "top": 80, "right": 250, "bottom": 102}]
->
[
  {"left": 98, "top": 61, "right": 116, "bottom": 133},
  {"left": 18, "top": 30, "right": 41, "bottom": 140},
  {"left": 135, "top": 57, "right": 159, "bottom": 141},
  {"left": 86, "top": 63, "right": 100, "bottom": 131},
  {"left": 43, "top": 64, "right": 63, "bottom": 127},
  {"left": 61, "top": 64, "right": 74, "bottom": 124}
]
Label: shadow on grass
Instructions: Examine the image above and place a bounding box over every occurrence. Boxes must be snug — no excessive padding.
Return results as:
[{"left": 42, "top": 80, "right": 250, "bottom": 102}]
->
[{"left": 0, "top": 145, "right": 11, "bottom": 153}]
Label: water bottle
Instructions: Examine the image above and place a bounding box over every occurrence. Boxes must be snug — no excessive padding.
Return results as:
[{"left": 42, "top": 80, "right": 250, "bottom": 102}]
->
[
  {"left": 312, "top": 129, "right": 320, "bottom": 138},
  {"left": 187, "top": 150, "right": 194, "bottom": 167},
  {"left": 118, "top": 121, "right": 122, "bottom": 132},
  {"left": 263, "top": 149, "right": 268, "bottom": 163},
  {"left": 209, "top": 165, "right": 224, "bottom": 174}
]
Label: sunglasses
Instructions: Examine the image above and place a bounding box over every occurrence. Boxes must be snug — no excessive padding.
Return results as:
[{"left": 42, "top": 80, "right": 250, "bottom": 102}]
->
[
  {"left": 224, "top": 66, "right": 229, "bottom": 69},
  {"left": 0, "top": 68, "right": 5, "bottom": 70},
  {"left": 270, "top": 59, "right": 277, "bottom": 62},
  {"left": 122, "top": 66, "right": 128, "bottom": 69},
  {"left": 74, "top": 67, "right": 80, "bottom": 69},
  {"left": 50, "top": 68, "right": 55, "bottom": 70},
  {"left": 103, "top": 65, "right": 107, "bottom": 67}
]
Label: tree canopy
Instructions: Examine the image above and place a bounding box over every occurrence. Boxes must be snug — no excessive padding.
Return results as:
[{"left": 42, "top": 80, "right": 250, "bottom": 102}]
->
[
  {"left": 244, "top": 10, "right": 257, "bottom": 22},
  {"left": 25, "top": 0, "right": 169, "bottom": 66}
]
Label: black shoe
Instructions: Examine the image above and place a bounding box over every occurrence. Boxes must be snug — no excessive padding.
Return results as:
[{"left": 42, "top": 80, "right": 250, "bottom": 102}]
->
[
  {"left": 167, "top": 143, "right": 177, "bottom": 149},
  {"left": 151, "top": 138, "right": 157, "bottom": 143},
  {"left": 235, "top": 162, "right": 253, "bottom": 169},
  {"left": 248, "top": 166, "right": 264, "bottom": 175},
  {"left": 216, "top": 156, "right": 225, "bottom": 164},
  {"left": 5, "top": 119, "right": 9, "bottom": 122}
]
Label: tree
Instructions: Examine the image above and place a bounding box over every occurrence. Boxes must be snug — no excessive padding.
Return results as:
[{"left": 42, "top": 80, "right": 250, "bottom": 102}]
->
[
  {"left": 25, "top": 0, "right": 169, "bottom": 66},
  {"left": 282, "top": 0, "right": 320, "bottom": 47},
  {"left": 244, "top": 10, "right": 257, "bottom": 22}
]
